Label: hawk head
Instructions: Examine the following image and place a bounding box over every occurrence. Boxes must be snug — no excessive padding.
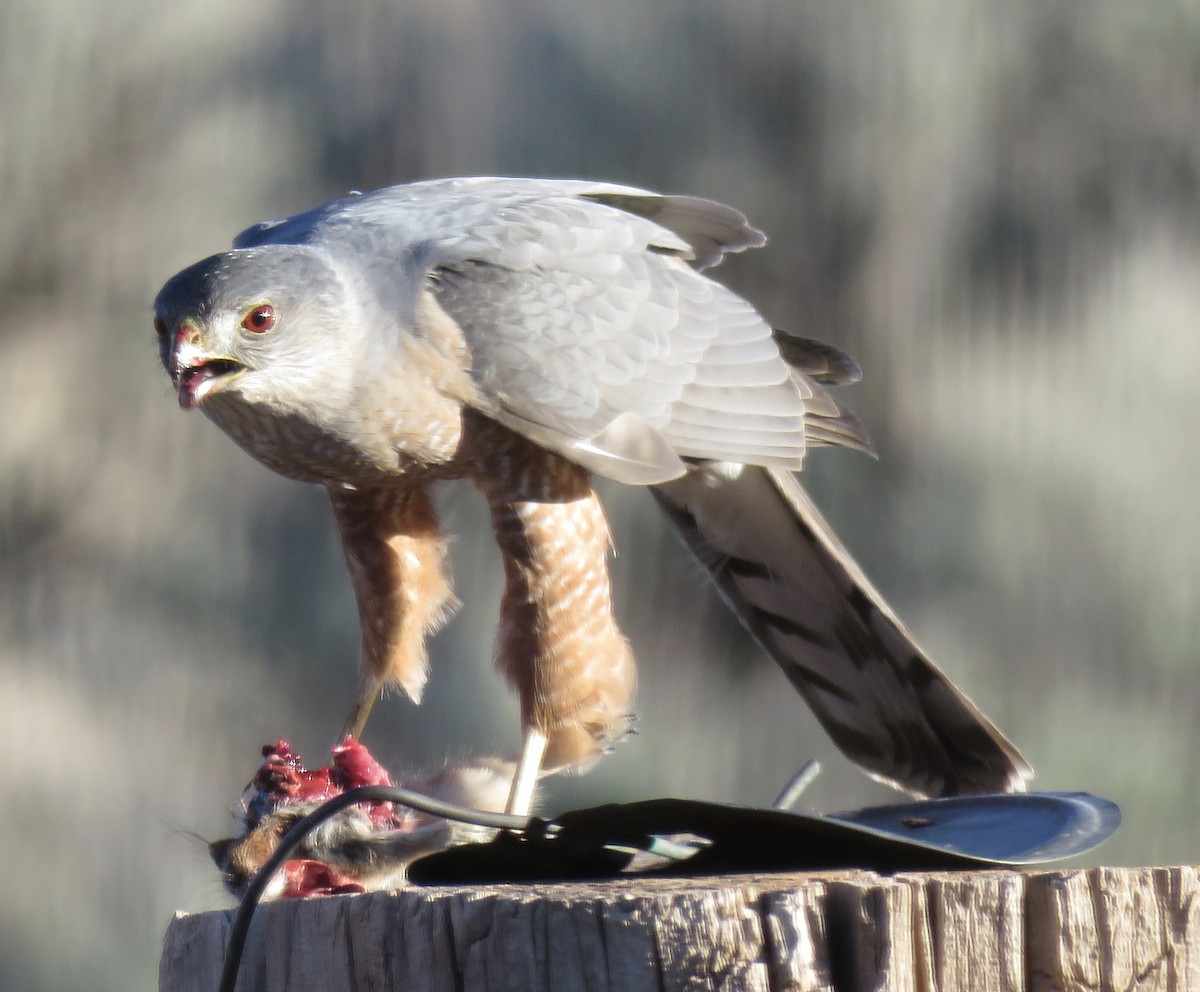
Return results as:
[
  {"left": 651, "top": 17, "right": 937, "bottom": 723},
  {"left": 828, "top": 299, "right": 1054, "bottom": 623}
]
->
[{"left": 153, "top": 246, "right": 361, "bottom": 416}]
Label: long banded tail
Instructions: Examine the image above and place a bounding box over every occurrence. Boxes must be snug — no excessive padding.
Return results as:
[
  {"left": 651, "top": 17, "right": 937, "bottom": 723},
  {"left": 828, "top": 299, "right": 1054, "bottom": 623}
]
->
[{"left": 652, "top": 464, "right": 1032, "bottom": 798}]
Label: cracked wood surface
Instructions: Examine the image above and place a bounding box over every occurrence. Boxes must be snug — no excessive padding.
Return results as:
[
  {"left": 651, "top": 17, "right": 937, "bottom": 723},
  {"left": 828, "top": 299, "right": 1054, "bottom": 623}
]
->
[{"left": 159, "top": 867, "right": 1200, "bottom": 992}]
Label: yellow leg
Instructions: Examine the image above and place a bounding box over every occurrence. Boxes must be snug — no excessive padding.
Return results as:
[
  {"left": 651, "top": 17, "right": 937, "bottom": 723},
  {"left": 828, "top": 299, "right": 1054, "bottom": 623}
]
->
[
  {"left": 340, "top": 673, "right": 381, "bottom": 742},
  {"left": 506, "top": 727, "right": 549, "bottom": 816}
]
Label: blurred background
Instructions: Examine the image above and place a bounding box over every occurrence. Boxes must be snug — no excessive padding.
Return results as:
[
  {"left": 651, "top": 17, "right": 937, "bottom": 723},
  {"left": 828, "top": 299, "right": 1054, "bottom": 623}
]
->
[{"left": 3, "top": 0, "right": 1199, "bottom": 988}]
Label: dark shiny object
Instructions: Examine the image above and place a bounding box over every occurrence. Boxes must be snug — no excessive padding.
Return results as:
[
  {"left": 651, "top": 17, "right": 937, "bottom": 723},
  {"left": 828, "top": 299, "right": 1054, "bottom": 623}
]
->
[{"left": 407, "top": 791, "right": 1121, "bottom": 884}]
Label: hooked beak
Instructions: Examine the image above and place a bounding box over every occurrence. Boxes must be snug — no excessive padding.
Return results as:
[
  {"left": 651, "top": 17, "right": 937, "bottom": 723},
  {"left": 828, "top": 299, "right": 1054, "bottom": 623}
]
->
[{"left": 169, "top": 325, "right": 245, "bottom": 411}]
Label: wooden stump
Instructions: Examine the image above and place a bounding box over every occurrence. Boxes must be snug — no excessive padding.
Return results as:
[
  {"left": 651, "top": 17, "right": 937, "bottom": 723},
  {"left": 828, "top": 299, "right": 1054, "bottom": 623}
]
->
[{"left": 160, "top": 867, "right": 1200, "bottom": 992}]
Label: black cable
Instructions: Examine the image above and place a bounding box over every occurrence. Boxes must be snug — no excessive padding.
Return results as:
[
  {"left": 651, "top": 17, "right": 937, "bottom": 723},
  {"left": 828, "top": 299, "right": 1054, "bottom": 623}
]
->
[{"left": 218, "top": 785, "right": 534, "bottom": 992}]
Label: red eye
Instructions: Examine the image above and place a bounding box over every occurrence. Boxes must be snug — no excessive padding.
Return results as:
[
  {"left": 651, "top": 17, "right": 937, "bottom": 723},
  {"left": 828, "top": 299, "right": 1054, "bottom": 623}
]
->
[{"left": 242, "top": 305, "right": 276, "bottom": 333}]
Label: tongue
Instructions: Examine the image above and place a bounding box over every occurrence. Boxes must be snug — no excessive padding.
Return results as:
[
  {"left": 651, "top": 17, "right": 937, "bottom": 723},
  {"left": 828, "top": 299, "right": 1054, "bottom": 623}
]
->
[
  {"left": 176, "top": 367, "right": 209, "bottom": 410},
  {"left": 177, "top": 382, "right": 197, "bottom": 411}
]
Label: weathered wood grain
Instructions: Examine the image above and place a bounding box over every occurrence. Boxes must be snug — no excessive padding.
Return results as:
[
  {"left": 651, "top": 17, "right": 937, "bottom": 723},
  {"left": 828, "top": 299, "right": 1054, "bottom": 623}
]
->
[
  {"left": 1026, "top": 866, "right": 1200, "bottom": 992},
  {"left": 159, "top": 868, "right": 1200, "bottom": 992}
]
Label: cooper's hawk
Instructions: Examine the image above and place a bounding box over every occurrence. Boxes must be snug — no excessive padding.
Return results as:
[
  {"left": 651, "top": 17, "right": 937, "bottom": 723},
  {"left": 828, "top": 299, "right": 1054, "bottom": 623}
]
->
[{"left": 153, "top": 177, "right": 1031, "bottom": 814}]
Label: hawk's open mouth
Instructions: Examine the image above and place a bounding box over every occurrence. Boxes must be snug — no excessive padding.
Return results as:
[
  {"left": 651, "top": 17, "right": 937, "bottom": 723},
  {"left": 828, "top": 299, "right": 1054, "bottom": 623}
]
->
[{"left": 176, "top": 359, "right": 244, "bottom": 410}]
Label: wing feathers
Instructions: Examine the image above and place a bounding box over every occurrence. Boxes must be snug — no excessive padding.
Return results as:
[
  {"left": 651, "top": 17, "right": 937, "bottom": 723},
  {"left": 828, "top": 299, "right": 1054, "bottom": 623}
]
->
[
  {"left": 651, "top": 464, "right": 1032, "bottom": 798},
  {"left": 773, "top": 331, "right": 864, "bottom": 385},
  {"left": 581, "top": 191, "right": 767, "bottom": 268}
]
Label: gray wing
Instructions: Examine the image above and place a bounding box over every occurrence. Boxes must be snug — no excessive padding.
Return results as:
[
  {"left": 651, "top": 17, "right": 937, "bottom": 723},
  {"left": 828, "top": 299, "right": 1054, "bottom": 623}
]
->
[{"left": 236, "top": 178, "right": 864, "bottom": 483}]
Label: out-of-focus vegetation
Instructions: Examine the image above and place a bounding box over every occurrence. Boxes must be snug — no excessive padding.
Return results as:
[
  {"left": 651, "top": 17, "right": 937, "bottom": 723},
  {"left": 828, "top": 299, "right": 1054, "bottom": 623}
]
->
[{"left": 3, "top": 2, "right": 1199, "bottom": 989}]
